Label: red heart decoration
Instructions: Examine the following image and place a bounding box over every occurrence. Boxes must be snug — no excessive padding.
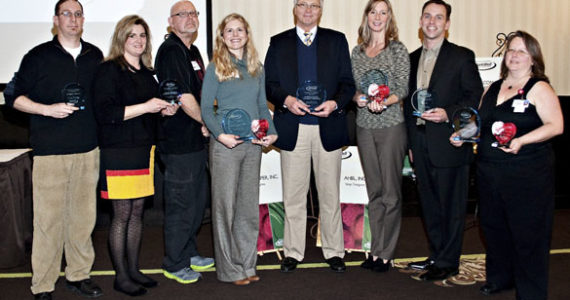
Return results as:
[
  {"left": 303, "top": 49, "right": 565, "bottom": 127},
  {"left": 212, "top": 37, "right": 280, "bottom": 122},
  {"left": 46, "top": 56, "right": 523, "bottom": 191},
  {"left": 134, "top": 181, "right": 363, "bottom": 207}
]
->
[
  {"left": 368, "top": 84, "right": 390, "bottom": 103},
  {"left": 252, "top": 119, "right": 269, "bottom": 139},
  {"left": 377, "top": 84, "right": 390, "bottom": 100},
  {"left": 491, "top": 121, "right": 517, "bottom": 145}
]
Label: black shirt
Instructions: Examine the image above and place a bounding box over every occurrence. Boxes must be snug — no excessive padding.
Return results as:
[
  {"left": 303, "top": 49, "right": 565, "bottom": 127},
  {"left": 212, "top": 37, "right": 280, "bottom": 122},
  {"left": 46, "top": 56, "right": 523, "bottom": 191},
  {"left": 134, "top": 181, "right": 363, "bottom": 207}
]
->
[
  {"left": 478, "top": 78, "right": 551, "bottom": 162},
  {"left": 92, "top": 60, "right": 159, "bottom": 149},
  {"left": 155, "top": 33, "right": 206, "bottom": 154},
  {"left": 3, "top": 36, "right": 102, "bottom": 155}
]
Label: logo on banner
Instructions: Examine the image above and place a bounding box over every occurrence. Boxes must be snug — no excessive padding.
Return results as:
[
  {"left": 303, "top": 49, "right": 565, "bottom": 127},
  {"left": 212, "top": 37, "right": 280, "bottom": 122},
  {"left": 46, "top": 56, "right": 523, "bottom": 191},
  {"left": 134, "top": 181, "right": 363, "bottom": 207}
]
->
[
  {"left": 476, "top": 57, "right": 502, "bottom": 87},
  {"left": 477, "top": 60, "right": 498, "bottom": 71},
  {"left": 342, "top": 150, "right": 353, "bottom": 160},
  {"left": 260, "top": 174, "right": 279, "bottom": 181}
]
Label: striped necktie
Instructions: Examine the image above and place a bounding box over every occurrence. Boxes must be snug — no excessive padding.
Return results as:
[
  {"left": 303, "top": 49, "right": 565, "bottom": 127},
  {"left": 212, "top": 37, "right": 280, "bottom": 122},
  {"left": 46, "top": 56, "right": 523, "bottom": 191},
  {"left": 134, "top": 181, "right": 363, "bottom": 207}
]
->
[{"left": 303, "top": 32, "right": 313, "bottom": 46}]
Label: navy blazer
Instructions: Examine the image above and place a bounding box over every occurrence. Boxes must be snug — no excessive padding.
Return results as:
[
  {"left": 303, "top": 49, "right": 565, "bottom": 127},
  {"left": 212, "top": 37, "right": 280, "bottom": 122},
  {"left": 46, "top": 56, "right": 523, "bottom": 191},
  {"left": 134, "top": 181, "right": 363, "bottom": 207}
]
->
[
  {"left": 403, "top": 39, "right": 483, "bottom": 167},
  {"left": 264, "top": 27, "right": 355, "bottom": 151}
]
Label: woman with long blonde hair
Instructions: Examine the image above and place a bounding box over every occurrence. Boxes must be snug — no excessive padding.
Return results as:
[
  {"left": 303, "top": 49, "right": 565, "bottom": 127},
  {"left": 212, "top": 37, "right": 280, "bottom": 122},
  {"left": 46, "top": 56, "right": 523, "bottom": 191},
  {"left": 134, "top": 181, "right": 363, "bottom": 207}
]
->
[{"left": 201, "top": 13, "right": 277, "bottom": 286}]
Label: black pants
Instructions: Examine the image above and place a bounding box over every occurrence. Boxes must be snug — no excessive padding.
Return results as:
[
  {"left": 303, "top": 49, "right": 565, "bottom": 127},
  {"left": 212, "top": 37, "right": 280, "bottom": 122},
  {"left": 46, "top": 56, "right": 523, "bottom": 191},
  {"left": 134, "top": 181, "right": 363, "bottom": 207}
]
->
[
  {"left": 478, "top": 154, "right": 554, "bottom": 300},
  {"left": 161, "top": 150, "right": 209, "bottom": 272},
  {"left": 413, "top": 132, "right": 469, "bottom": 269}
]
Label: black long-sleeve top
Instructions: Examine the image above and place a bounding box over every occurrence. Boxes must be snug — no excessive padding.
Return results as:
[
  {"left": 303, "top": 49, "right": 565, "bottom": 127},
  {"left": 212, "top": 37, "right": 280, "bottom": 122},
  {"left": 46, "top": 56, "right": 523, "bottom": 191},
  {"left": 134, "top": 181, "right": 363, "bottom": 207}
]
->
[
  {"left": 3, "top": 36, "right": 102, "bottom": 155},
  {"left": 92, "top": 60, "right": 159, "bottom": 149}
]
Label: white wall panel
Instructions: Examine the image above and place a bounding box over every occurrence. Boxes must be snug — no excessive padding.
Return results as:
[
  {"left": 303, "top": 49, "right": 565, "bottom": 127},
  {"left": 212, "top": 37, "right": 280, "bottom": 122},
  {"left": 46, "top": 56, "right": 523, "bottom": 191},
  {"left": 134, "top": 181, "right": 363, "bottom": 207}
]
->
[{"left": 211, "top": 0, "right": 570, "bottom": 94}]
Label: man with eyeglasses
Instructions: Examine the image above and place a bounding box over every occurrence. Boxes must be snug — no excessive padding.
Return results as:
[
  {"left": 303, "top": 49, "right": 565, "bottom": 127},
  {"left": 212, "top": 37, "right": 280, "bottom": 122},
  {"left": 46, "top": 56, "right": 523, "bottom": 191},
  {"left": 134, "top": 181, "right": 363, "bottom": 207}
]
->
[
  {"left": 154, "top": 0, "right": 213, "bottom": 285},
  {"left": 264, "top": 0, "right": 355, "bottom": 273},
  {"left": 3, "top": 1, "right": 103, "bottom": 299}
]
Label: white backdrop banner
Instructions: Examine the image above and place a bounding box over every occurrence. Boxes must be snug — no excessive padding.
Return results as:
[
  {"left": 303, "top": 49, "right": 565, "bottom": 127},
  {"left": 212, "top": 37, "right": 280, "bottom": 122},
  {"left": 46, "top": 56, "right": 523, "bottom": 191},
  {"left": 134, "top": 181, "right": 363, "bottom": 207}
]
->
[
  {"left": 259, "top": 149, "right": 283, "bottom": 204},
  {"left": 258, "top": 146, "right": 369, "bottom": 205},
  {"left": 339, "top": 146, "right": 368, "bottom": 205}
]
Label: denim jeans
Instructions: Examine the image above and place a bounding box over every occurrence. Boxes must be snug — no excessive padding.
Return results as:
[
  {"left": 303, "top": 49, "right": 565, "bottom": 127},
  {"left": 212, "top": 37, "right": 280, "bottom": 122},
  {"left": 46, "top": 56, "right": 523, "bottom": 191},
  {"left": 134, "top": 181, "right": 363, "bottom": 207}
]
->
[{"left": 161, "top": 149, "right": 209, "bottom": 272}]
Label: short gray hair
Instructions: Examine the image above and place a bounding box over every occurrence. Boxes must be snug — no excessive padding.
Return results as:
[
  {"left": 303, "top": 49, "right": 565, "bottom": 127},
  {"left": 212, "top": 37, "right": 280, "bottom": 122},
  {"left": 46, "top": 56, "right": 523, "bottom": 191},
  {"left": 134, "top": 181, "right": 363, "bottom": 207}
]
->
[{"left": 294, "top": 0, "right": 324, "bottom": 7}]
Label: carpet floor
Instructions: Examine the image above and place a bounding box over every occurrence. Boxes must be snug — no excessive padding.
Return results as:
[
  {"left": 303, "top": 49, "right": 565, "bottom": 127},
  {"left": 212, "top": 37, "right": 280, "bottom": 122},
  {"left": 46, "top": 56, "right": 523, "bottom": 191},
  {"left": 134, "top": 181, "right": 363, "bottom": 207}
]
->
[{"left": 2, "top": 210, "right": 569, "bottom": 300}]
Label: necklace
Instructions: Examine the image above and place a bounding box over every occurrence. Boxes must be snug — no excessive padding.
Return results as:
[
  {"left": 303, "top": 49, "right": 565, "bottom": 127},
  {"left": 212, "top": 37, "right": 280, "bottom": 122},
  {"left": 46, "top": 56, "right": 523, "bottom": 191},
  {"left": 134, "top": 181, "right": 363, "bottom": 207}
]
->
[{"left": 505, "top": 75, "right": 529, "bottom": 90}]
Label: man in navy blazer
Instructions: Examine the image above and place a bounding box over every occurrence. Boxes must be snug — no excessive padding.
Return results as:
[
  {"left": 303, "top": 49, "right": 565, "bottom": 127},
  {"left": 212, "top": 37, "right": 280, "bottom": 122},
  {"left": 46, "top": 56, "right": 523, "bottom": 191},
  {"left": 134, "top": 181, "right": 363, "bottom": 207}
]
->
[
  {"left": 403, "top": 0, "right": 483, "bottom": 281},
  {"left": 264, "top": 0, "right": 355, "bottom": 273}
]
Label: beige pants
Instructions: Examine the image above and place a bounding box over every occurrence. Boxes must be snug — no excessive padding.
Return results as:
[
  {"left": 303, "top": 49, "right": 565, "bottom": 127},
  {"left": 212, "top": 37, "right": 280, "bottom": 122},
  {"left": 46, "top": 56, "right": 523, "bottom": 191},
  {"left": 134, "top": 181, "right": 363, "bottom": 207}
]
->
[
  {"left": 281, "top": 124, "right": 344, "bottom": 261},
  {"left": 30, "top": 149, "right": 99, "bottom": 294}
]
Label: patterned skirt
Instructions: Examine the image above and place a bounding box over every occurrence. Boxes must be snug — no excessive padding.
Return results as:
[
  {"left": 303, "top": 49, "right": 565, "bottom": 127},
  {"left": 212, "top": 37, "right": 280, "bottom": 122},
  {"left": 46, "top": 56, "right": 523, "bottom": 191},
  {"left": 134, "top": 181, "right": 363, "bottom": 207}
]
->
[{"left": 100, "top": 145, "right": 155, "bottom": 200}]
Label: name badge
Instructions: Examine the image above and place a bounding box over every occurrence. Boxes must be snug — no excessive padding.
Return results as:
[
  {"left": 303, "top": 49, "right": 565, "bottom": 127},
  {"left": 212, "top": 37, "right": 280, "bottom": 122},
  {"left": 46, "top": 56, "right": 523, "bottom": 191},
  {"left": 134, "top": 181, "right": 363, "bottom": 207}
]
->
[
  {"left": 191, "top": 61, "right": 201, "bottom": 71},
  {"left": 512, "top": 99, "right": 529, "bottom": 113}
]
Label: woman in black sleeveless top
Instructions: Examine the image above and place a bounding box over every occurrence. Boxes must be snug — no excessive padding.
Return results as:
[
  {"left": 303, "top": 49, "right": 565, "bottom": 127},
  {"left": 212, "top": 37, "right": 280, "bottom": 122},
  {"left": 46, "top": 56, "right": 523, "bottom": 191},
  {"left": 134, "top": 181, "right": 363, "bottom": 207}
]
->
[{"left": 451, "top": 31, "right": 563, "bottom": 300}]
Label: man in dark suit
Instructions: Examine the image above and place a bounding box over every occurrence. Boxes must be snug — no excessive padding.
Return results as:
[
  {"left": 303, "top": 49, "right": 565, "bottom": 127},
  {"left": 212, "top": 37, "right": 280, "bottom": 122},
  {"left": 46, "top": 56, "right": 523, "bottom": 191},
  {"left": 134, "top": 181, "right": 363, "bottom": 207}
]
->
[
  {"left": 403, "top": 0, "right": 483, "bottom": 281},
  {"left": 264, "top": 0, "right": 355, "bottom": 273}
]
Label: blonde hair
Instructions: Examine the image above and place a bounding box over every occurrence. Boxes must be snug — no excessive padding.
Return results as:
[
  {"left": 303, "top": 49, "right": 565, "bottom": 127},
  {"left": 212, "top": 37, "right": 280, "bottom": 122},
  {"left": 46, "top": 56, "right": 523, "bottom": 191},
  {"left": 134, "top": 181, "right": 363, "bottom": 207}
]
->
[
  {"left": 212, "top": 13, "right": 261, "bottom": 81},
  {"left": 106, "top": 15, "right": 153, "bottom": 70},
  {"left": 357, "top": 0, "right": 399, "bottom": 50}
]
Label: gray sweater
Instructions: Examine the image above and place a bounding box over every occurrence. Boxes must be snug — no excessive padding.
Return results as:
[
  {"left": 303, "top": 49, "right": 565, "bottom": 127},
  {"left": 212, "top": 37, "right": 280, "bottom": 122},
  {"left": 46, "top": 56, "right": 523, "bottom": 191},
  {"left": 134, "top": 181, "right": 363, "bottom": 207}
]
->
[
  {"left": 201, "top": 57, "right": 276, "bottom": 139},
  {"left": 351, "top": 40, "right": 410, "bottom": 129}
]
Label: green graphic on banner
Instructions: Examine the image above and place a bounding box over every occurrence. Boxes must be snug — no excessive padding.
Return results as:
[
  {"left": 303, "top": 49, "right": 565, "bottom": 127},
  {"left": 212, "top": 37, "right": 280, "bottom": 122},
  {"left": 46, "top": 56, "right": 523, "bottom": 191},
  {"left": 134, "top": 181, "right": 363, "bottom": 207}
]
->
[
  {"left": 362, "top": 205, "right": 371, "bottom": 251},
  {"left": 269, "top": 202, "right": 284, "bottom": 249}
]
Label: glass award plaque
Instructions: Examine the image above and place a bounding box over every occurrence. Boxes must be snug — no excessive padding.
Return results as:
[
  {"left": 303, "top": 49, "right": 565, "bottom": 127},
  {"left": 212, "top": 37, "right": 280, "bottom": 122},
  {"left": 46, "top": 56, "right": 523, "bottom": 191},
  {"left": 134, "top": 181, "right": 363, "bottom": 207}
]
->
[
  {"left": 61, "top": 83, "right": 86, "bottom": 110},
  {"left": 222, "top": 108, "right": 254, "bottom": 140},
  {"left": 158, "top": 79, "right": 181, "bottom": 105},
  {"left": 296, "top": 80, "right": 326, "bottom": 112},
  {"left": 491, "top": 121, "right": 517, "bottom": 148},
  {"left": 360, "top": 69, "right": 390, "bottom": 103},
  {"left": 451, "top": 107, "right": 481, "bottom": 143},
  {"left": 410, "top": 88, "right": 434, "bottom": 117}
]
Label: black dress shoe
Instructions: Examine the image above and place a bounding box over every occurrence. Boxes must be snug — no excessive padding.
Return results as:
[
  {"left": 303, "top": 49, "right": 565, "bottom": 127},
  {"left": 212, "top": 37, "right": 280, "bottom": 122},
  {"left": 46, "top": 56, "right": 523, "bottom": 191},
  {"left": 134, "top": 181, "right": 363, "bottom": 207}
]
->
[
  {"left": 113, "top": 281, "right": 147, "bottom": 297},
  {"left": 418, "top": 266, "right": 458, "bottom": 281},
  {"left": 66, "top": 279, "right": 103, "bottom": 298},
  {"left": 407, "top": 259, "right": 434, "bottom": 270},
  {"left": 131, "top": 273, "right": 158, "bottom": 288},
  {"left": 480, "top": 282, "right": 514, "bottom": 296},
  {"left": 372, "top": 259, "right": 390, "bottom": 273},
  {"left": 34, "top": 292, "right": 52, "bottom": 300},
  {"left": 281, "top": 257, "right": 299, "bottom": 273},
  {"left": 360, "top": 256, "right": 374, "bottom": 269},
  {"left": 325, "top": 256, "right": 346, "bottom": 273},
  {"left": 132, "top": 277, "right": 158, "bottom": 288}
]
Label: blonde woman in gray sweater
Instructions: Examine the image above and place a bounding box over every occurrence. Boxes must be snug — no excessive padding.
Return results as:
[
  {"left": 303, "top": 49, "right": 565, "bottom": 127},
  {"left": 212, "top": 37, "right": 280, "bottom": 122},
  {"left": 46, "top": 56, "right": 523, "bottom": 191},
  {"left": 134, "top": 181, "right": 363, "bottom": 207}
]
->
[{"left": 201, "top": 13, "right": 277, "bottom": 286}]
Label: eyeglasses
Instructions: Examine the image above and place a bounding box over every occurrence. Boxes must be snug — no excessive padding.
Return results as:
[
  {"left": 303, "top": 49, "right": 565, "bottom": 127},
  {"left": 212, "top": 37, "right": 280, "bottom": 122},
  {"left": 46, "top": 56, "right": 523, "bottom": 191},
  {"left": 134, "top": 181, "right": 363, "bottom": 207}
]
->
[
  {"left": 296, "top": 3, "right": 321, "bottom": 10},
  {"left": 506, "top": 49, "right": 529, "bottom": 56},
  {"left": 171, "top": 11, "right": 200, "bottom": 18},
  {"left": 59, "top": 10, "right": 84, "bottom": 18}
]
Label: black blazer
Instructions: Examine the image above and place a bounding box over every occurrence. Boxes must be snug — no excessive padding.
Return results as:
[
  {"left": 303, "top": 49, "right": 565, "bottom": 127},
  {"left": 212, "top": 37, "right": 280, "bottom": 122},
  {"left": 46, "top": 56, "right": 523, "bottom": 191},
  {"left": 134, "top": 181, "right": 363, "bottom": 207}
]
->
[
  {"left": 264, "top": 27, "right": 355, "bottom": 151},
  {"left": 403, "top": 39, "right": 483, "bottom": 167}
]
